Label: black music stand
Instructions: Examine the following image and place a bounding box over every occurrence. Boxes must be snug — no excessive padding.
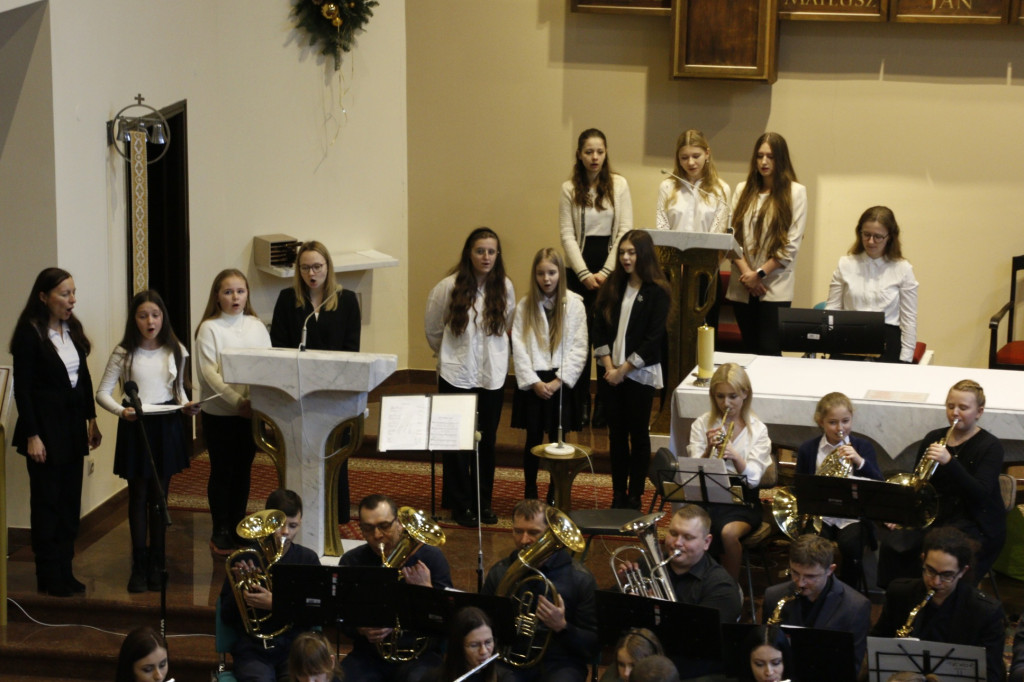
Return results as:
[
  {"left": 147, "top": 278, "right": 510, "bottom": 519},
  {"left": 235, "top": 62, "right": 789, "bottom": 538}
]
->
[
  {"left": 671, "top": 459, "right": 748, "bottom": 506},
  {"left": 270, "top": 564, "right": 397, "bottom": 628},
  {"left": 793, "top": 474, "right": 933, "bottom": 527},
  {"left": 866, "top": 636, "right": 985, "bottom": 682},
  {"left": 399, "top": 586, "right": 516, "bottom": 642},
  {"left": 721, "top": 623, "right": 856, "bottom": 682},
  {"left": 596, "top": 590, "right": 722, "bottom": 659}
]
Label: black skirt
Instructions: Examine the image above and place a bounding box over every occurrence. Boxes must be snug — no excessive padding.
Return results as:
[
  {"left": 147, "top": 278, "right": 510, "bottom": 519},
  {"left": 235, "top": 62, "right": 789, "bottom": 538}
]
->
[
  {"left": 113, "top": 408, "right": 190, "bottom": 480},
  {"left": 510, "top": 369, "right": 582, "bottom": 434}
]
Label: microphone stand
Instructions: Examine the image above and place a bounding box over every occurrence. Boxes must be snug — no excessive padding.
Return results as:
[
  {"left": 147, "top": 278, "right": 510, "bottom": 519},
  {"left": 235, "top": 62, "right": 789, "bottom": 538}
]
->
[
  {"left": 473, "top": 424, "right": 484, "bottom": 593},
  {"left": 126, "top": 390, "right": 173, "bottom": 638}
]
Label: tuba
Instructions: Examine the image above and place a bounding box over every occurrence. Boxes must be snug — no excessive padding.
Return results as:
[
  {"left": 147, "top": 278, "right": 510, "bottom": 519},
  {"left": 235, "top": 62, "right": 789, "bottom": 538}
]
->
[
  {"left": 772, "top": 428, "right": 852, "bottom": 539},
  {"left": 225, "top": 509, "right": 290, "bottom": 640},
  {"left": 896, "top": 589, "right": 935, "bottom": 637},
  {"left": 885, "top": 419, "right": 956, "bottom": 528},
  {"left": 611, "top": 512, "right": 678, "bottom": 602},
  {"left": 377, "top": 507, "right": 446, "bottom": 662},
  {"left": 496, "top": 506, "right": 585, "bottom": 668}
]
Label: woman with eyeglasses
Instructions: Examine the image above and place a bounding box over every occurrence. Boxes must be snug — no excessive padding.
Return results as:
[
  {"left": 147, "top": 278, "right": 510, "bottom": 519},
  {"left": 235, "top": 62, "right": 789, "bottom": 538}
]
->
[
  {"left": 429, "top": 607, "right": 507, "bottom": 682},
  {"left": 425, "top": 228, "right": 515, "bottom": 528},
  {"left": 826, "top": 206, "right": 919, "bottom": 363},
  {"left": 271, "top": 240, "right": 361, "bottom": 523}
]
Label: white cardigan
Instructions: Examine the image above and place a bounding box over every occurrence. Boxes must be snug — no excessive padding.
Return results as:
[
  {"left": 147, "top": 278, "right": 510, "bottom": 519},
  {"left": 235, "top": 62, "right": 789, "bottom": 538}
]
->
[
  {"left": 726, "top": 181, "right": 808, "bottom": 304},
  {"left": 559, "top": 174, "right": 633, "bottom": 280},
  {"left": 511, "top": 292, "right": 588, "bottom": 390}
]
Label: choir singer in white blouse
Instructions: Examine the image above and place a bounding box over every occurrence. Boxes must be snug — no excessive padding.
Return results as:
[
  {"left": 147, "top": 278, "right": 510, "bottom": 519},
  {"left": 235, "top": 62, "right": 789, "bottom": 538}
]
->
[{"left": 826, "top": 206, "right": 919, "bottom": 363}]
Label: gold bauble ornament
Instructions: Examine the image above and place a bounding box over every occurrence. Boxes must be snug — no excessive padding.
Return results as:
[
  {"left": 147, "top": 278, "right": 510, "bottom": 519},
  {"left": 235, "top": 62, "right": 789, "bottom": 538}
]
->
[
  {"left": 332, "top": 17, "right": 343, "bottom": 27},
  {"left": 321, "top": 3, "right": 339, "bottom": 20}
]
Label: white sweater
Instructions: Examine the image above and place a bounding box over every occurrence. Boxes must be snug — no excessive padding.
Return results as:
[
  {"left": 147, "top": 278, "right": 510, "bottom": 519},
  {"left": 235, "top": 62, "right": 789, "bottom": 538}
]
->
[
  {"left": 96, "top": 344, "right": 189, "bottom": 417},
  {"left": 195, "top": 312, "right": 271, "bottom": 416},
  {"left": 511, "top": 292, "right": 588, "bottom": 390}
]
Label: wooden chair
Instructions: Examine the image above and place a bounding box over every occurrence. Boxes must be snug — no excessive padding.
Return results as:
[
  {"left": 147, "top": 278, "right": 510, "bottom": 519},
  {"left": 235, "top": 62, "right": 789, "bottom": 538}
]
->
[{"left": 989, "top": 254, "right": 1024, "bottom": 370}]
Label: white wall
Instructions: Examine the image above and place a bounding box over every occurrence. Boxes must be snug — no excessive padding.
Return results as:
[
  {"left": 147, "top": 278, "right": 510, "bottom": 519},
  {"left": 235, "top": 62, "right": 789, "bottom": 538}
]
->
[{"left": 2, "top": 0, "right": 408, "bottom": 527}]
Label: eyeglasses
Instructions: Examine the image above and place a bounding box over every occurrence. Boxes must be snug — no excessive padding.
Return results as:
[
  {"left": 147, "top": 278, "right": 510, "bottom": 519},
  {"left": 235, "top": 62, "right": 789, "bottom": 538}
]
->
[
  {"left": 465, "top": 639, "right": 494, "bottom": 650},
  {"left": 861, "top": 232, "right": 889, "bottom": 242},
  {"left": 299, "top": 263, "right": 325, "bottom": 274},
  {"left": 922, "top": 564, "right": 960, "bottom": 583},
  {"left": 358, "top": 518, "right": 397, "bottom": 535}
]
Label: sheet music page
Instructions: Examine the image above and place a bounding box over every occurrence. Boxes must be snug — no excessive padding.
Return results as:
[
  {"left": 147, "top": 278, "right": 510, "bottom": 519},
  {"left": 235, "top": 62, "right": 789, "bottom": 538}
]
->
[
  {"left": 429, "top": 394, "right": 477, "bottom": 451},
  {"left": 378, "top": 395, "right": 431, "bottom": 451}
]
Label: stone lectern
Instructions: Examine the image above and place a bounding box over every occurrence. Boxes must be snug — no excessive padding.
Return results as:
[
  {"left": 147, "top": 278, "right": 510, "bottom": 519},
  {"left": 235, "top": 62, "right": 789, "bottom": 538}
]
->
[
  {"left": 646, "top": 229, "right": 742, "bottom": 432},
  {"left": 221, "top": 348, "right": 397, "bottom": 556}
]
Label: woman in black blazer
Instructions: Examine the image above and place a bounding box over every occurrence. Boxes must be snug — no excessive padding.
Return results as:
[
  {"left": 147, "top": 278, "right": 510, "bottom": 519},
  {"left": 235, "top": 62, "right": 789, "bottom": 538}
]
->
[
  {"left": 270, "top": 241, "right": 361, "bottom": 521},
  {"left": 10, "top": 268, "right": 102, "bottom": 596},
  {"left": 593, "top": 230, "right": 670, "bottom": 509}
]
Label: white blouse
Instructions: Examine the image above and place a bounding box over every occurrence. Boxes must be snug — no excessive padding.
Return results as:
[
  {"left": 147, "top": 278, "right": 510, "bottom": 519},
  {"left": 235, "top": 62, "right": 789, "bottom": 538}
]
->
[
  {"left": 96, "top": 345, "right": 189, "bottom": 417},
  {"left": 425, "top": 274, "right": 516, "bottom": 391},
  {"left": 826, "top": 253, "right": 919, "bottom": 363},
  {"left": 655, "top": 178, "right": 731, "bottom": 233},
  {"left": 686, "top": 411, "right": 772, "bottom": 487}
]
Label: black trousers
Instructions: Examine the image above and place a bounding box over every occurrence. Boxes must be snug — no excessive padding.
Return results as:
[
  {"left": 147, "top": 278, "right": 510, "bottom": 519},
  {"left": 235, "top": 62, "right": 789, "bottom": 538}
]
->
[
  {"left": 438, "top": 378, "right": 504, "bottom": 512},
  {"left": 605, "top": 378, "right": 655, "bottom": 501},
  {"left": 202, "top": 412, "right": 256, "bottom": 535},
  {"left": 732, "top": 297, "right": 791, "bottom": 356},
  {"left": 27, "top": 454, "right": 83, "bottom": 583}
]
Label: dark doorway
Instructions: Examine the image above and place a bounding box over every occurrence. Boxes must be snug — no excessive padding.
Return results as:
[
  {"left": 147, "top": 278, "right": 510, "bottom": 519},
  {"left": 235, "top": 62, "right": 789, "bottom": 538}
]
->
[{"left": 123, "top": 100, "right": 191, "bottom": 357}]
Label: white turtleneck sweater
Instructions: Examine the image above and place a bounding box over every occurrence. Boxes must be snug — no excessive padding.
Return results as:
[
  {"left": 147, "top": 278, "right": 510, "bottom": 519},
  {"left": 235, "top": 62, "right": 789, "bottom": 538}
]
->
[{"left": 195, "top": 311, "right": 271, "bottom": 416}]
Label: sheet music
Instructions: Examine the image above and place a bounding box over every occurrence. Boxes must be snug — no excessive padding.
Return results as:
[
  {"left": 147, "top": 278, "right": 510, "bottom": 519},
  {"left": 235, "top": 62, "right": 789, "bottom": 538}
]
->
[
  {"left": 378, "top": 395, "right": 431, "bottom": 451},
  {"left": 428, "top": 394, "right": 477, "bottom": 451}
]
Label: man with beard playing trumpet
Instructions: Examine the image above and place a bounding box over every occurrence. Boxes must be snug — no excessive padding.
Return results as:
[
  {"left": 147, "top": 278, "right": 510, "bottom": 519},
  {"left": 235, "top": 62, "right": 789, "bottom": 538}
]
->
[
  {"left": 338, "top": 493, "right": 453, "bottom": 682},
  {"left": 761, "top": 534, "right": 870, "bottom": 676},
  {"left": 872, "top": 527, "right": 1005, "bottom": 682}
]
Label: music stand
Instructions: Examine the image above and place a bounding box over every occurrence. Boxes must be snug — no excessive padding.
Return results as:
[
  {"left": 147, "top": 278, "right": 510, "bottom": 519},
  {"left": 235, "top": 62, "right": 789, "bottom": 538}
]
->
[
  {"left": 867, "top": 636, "right": 985, "bottom": 682},
  {"left": 398, "top": 586, "right": 516, "bottom": 642},
  {"left": 720, "top": 623, "right": 856, "bottom": 682},
  {"left": 793, "top": 474, "right": 933, "bottom": 527},
  {"left": 673, "top": 459, "right": 746, "bottom": 506},
  {"left": 271, "top": 564, "right": 397, "bottom": 628},
  {"left": 596, "top": 590, "right": 722, "bottom": 659}
]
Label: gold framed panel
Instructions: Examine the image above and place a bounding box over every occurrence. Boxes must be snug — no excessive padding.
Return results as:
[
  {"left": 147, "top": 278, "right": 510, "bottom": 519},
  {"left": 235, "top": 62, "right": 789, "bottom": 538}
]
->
[
  {"left": 672, "top": 0, "right": 779, "bottom": 82},
  {"left": 890, "top": 0, "right": 1008, "bottom": 23},
  {"left": 780, "top": 0, "right": 888, "bottom": 21}
]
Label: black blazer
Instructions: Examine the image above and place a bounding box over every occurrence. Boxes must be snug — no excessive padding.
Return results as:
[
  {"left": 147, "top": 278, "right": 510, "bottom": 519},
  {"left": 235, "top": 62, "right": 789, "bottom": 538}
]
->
[
  {"left": 872, "top": 577, "right": 1005, "bottom": 682},
  {"left": 592, "top": 281, "right": 670, "bottom": 369},
  {"left": 763, "top": 577, "right": 871, "bottom": 674},
  {"left": 270, "top": 287, "right": 361, "bottom": 352},
  {"left": 11, "top": 324, "right": 96, "bottom": 463}
]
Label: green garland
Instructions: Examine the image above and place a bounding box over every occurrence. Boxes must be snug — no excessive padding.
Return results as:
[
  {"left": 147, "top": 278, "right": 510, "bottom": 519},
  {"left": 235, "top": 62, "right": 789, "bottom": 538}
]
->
[{"left": 293, "top": 0, "right": 379, "bottom": 70}]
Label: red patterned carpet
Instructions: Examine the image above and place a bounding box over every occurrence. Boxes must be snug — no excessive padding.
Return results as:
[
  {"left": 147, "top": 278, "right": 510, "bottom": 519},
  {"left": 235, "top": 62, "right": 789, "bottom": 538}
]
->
[{"left": 168, "top": 451, "right": 652, "bottom": 532}]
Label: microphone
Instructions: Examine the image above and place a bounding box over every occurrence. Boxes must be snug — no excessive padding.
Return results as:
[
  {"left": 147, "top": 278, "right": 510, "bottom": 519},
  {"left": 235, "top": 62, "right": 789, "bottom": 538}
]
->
[
  {"left": 660, "top": 169, "right": 732, "bottom": 233},
  {"left": 298, "top": 297, "right": 329, "bottom": 352},
  {"left": 124, "top": 380, "right": 144, "bottom": 415}
]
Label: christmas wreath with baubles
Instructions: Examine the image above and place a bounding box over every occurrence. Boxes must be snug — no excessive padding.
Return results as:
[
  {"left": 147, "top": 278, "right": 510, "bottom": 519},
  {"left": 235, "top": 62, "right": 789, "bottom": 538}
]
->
[{"left": 293, "top": 0, "right": 379, "bottom": 70}]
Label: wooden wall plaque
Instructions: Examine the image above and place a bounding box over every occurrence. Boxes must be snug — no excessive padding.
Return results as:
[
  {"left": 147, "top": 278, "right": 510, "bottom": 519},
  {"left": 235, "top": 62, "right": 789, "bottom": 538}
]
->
[
  {"left": 571, "top": 0, "right": 672, "bottom": 15},
  {"left": 672, "top": 0, "right": 778, "bottom": 82},
  {"left": 890, "top": 0, "right": 1009, "bottom": 22},
  {"left": 780, "top": 0, "right": 888, "bottom": 21}
]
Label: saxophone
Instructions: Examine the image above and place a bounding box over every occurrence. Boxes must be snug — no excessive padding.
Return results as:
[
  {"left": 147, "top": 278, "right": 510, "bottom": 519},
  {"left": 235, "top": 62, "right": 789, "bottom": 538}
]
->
[
  {"left": 896, "top": 589, "right": 935, "bottom": 637},
  {"left": 766, "top": 589, "right": 798, "bottom": 626}
]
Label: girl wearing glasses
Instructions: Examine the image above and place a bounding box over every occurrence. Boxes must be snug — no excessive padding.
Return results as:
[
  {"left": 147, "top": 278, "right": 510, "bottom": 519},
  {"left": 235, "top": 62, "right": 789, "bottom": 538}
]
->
[
  {"left": 432, "top": 607, "right": 507, "bottom": 682},
  {"left": 726, "top": 132, "right": 807, "bottom": 356},
  {"left": 559, "top": 128, "right": 633, "bottom": 428},
  {"left": 425, "top": 228, "right": 515, "bottom": 528},
  {"left": 271, "top": 240, "right": 361, "bottom": 523},
  {"left": 826, "top": 206, "right": 919, "bottom": 363}
]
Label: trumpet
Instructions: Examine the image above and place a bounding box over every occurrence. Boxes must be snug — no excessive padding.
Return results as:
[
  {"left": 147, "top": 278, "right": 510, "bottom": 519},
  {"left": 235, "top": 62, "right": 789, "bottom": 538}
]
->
[
  {"left": 884, "top": 419, "right": 956, "bottom": 528},
  {"left": 611, "top": 512, "right": 678, "bottom": 602},
  {"left": 896, "top": 589, "right": 935, "bottom": 637},
  {"left": 766, "top": 588, "right": 799, "bottom": 626},
  {"left": 710, "top": 407, "right": 734, "bottom": 459},
  {"left": 225, "top": 510, "right": 289, "bottom": 641},
  {"left": 376, "top": 507, "right": 446, "bottom": 662},
  {"left": 496, "top": 507, "right": 585, "bottom": 668}
]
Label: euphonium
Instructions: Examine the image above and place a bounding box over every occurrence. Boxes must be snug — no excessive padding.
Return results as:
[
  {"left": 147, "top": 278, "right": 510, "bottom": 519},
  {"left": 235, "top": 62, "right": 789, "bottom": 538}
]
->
[
  {"left": 376, "top": 507, "right": 446, "bottom": 662},
  {"left": 225, "top": 509, "right": 290, "bottom": 641},
  {"left": 885, "top": 419, "right": 956, "bottom": 528},
  {"left": 817, "top": 428, "right": 853, "bottom": 479},
  {"left": 766, "top": 588, "right": 799, "bottom": 626},
  {"left": 611, "top": 512, "right": 679, "bottom": 602},
  {"left": 896, "top": 589, "right": 935, "bottom": 637},
  {"left": 711, "top": 407, "right": 734, "bottom": 459},
  {"left": 496, "top": 506, "right": 586, "bottom": 668}
]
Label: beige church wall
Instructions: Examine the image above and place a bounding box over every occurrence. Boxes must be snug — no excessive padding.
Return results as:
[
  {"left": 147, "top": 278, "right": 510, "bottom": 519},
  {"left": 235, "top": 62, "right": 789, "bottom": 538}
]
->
[
  {"left": 2, "top": 0, "right": 408, "bottom": 528},
  {"left": 407, "top": 2, "right": 1024, "bottom": 374}
]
